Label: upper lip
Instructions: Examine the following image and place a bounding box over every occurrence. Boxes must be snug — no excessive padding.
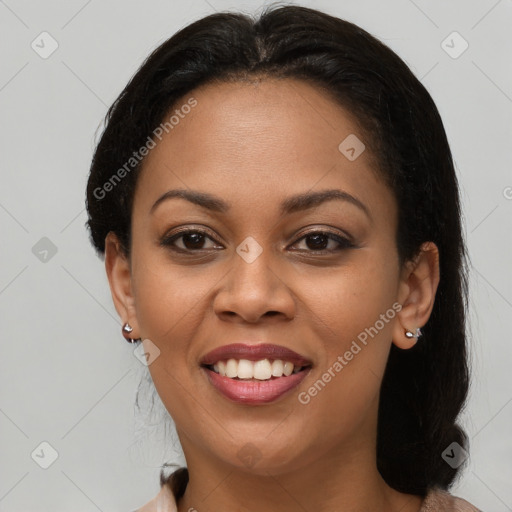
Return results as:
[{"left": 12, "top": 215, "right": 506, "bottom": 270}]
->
[{"left": 200, "top": 343, "right": 313, "bottom": 367}]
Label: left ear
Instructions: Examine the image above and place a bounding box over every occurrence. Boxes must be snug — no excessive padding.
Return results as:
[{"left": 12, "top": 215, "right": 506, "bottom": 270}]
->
[{"left": 392, "top": 241, "right": 440, "bottom": 349}]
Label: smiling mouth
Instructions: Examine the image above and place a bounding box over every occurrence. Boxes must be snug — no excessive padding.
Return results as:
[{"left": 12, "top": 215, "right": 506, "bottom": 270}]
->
[
  {"left": 201, "top": 359, "right": 312, "bottom": 405},
  {"left": 202, "top": 358, "right": 311, "bottom": 381}
]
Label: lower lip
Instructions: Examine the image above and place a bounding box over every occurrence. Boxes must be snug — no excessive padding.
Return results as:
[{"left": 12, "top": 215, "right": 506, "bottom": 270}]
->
[{"left": 202, "top": 367, "right": 311, "bottom": 404}]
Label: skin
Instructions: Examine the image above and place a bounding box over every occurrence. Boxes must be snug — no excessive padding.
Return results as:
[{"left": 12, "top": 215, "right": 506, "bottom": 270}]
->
[{"left": 105, "top": 78, "right": 440, "bottom": 512}]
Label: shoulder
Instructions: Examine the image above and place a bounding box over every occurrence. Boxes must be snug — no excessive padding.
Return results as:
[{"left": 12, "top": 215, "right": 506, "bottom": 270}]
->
[
  {"left": 132, "top": 484, "right": 178, "bottom": 512},
  {"left": 420, "top": 487, "right": 483, "bottom": 512}
]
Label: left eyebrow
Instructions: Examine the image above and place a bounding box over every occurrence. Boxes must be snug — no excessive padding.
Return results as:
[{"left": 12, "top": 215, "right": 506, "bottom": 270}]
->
[
  {"left": 279, "top": 189, "right": 371, "bottom": 219},
  {"left": 149, "top": 188, "right": 371, "bottom": 220}
]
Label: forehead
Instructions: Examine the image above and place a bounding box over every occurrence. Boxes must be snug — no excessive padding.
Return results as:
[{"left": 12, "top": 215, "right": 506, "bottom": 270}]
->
[{"left": 134, "top": 78, "right": 394, "bottom": 222}]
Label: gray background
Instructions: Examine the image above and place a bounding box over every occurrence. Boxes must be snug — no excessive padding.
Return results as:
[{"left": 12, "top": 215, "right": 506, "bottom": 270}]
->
[{"left": 1, "top": 0, "right": 511, "bottom": 510}]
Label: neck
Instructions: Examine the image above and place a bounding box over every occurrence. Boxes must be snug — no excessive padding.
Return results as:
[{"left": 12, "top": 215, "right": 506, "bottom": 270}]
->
[{"left": 176, "top": 436, "right": 423, "bottom": 512}]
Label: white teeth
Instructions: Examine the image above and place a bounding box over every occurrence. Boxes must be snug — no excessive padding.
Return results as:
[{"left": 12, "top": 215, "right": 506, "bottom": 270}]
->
[
  {"left": 237, "top": 359, "right": 254, "bottom": 379},
  {"left": 211, "top": 358, "right": 304, "bottom": 380},
  {"left": 271, "top": 359, "right": 284, "bottom": 376},
  {"left": 253, "top": 359, "right": 272, "bottom": 380},
  {"left": 225, "top": 359, "right": 238, "bottom": 378},
  {"left": 283, "top": 361, "right": 294, "bottom": 376}
]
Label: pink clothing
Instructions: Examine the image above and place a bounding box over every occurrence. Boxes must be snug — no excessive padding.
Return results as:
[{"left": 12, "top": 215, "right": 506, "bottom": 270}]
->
[{"left": 420, "top": 488, "right": 482, "bottom": 511}]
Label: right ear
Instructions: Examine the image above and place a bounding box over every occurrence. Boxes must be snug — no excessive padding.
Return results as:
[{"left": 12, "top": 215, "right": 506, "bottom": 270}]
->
[{"left": 104, "top": 231, "right": 140, "bottom": 338}]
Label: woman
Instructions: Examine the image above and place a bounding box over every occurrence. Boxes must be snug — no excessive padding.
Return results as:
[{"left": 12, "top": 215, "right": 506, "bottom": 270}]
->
[{"left": 85, "top": 5, "right": 482, "bottom": 511}]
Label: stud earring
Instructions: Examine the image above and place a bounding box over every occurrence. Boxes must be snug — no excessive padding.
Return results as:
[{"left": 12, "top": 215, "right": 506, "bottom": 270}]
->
[
  {"left": 122, "top": 322, "right": 141, "bottom": 343},
  {"left": 404, "top": 327, "right": 422, "bottom": 340}
]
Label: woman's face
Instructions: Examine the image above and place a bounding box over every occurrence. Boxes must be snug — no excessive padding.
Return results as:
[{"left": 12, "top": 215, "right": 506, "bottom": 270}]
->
[{"left": 107, "top": 78, "right": 426, "bottom": 475}]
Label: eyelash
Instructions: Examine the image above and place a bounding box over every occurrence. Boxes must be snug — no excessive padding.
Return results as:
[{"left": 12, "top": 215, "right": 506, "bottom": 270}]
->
[{"left": 160, "top": 227, "right": 356, "bottom": 255}]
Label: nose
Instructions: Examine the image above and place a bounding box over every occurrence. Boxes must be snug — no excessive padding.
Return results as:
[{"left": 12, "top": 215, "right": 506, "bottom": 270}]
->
[{"left": 213, "top": 246, "right": 296, "bottom": 324}]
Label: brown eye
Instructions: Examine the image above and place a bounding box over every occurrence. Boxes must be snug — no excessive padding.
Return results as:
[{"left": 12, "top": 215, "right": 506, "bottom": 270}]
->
[
  {"left": 160, "top": 229, "right": 223, "bottom": 252},
  {"left": 291, "top": 231, "right": 355, "bottom": 253},
  {"left": 304, "top": 233, "right": 330, "bottom": 250},
  {"left": 180, "top": 232, "right": 207, "bottom": 250}
]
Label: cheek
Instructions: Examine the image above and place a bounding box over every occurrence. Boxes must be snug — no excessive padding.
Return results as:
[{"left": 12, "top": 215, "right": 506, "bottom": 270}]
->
[
  {"left": 131, "top": 248, "right": 213, "bottom": 341},
  {"left": 296, "top": 251, "right": 399, "bottom": 348},
  {"left": 288, "top": 271, "right": 396, "bottom": 458},
  {"left": 132, "top": 255, "right": 211, "bottom": 432},
  {"left": 288, "top": 253, "right": 399, "bottom": 418}
]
